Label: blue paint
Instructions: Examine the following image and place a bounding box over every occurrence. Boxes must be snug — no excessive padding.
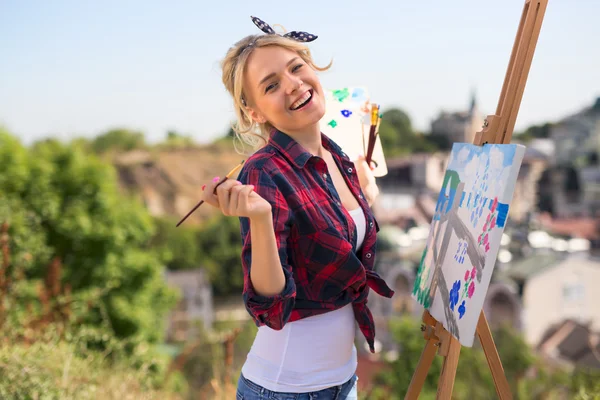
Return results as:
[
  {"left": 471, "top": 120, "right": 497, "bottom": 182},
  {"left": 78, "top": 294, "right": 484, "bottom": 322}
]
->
[
  {"left": 496, "top": 203, "right": 509, "bottom": 227},
  {"left": 351, "top": 88, "right": 366, "bottom": 101},
  {"left": 433, "top": 188, "right": 457, "bottom": 220},
  {"left": 341, "top": 109, "right": 352, "bottom": 118}
]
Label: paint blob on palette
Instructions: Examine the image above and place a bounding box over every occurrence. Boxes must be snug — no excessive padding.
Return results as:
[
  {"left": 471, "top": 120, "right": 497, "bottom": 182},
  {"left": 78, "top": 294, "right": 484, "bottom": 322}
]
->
[
  {"left": 319, "top": 87, "right": 387, "bottom": 177},
  {"left": 411, "top": 142, "right": 525, "bottom": 346}
]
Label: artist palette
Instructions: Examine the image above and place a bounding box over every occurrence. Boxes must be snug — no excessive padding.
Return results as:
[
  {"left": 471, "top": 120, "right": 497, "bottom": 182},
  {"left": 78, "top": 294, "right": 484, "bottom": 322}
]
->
[{"left": 319, "top": 86, "right": 388, "bottom": 177}]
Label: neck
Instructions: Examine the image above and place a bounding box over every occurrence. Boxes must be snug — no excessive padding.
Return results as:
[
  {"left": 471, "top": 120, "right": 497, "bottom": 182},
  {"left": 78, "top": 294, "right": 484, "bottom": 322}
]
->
[{"left": 282, "top": 123, "right": 325, "bottom": 157}]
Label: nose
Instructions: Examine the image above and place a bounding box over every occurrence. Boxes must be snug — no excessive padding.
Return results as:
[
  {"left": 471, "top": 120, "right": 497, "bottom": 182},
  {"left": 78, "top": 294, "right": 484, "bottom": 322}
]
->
[{"left": 284, "top": 74, "right": 303, "bottom": 95}]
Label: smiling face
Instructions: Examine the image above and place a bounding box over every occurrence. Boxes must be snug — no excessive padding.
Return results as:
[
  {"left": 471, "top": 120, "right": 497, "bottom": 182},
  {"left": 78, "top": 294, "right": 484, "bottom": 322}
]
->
[{"left": 242, "top": 45, "right": 326, "bottom": 136}]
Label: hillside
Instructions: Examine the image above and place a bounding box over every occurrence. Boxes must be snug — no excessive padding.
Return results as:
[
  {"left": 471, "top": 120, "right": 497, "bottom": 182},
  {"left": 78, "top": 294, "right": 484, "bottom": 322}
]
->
[{"left": 113, "top": 143, "right": 245, "bottom": 225}]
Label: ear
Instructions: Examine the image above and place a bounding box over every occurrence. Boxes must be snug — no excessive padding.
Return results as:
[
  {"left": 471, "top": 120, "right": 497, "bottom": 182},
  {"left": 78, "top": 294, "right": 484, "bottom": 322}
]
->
[{"left": 245, "top": 106, "right": 267, "bottom": 124}]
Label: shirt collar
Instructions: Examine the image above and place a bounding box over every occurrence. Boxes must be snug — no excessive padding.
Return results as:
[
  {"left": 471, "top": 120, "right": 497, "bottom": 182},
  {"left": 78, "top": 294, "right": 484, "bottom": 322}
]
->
[{"left": 268, "top": 129, "right": 347, "bottom": 169}]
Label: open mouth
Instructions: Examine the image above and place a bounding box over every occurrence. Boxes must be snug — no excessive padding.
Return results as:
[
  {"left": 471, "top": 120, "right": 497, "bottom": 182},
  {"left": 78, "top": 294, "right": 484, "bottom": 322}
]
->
[{"left": 290, "top": 89, "right": 314, "bottom": 111}]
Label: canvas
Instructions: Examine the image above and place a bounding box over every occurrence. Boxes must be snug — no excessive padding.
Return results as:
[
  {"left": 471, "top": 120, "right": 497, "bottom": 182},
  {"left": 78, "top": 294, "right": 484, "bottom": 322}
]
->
[
  {"left": 411, "top": 142, "right": 526, "bottom": 346},
  {"left": 319, "top": 87, "right": 388, "bottom": 177}
]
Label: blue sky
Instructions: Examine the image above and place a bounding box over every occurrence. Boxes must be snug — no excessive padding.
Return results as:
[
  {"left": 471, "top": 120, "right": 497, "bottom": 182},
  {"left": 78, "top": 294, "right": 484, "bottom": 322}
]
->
[{"left": 1, "top": 0, "right": 598, "bottom": 145}]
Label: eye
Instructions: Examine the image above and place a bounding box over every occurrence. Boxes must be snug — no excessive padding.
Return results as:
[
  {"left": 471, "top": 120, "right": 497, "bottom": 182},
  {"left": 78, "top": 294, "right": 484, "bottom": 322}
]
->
[
  {"left": 292, "top": 64, "right": 303, "bottom": 72},
  {"left": 265, "top": 82, "right": 278, "bottom": 93}
]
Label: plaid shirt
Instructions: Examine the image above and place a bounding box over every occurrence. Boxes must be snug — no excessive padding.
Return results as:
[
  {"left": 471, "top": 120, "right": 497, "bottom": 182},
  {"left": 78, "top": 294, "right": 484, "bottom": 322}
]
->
[{"left": 237, "top": 129, "right": 394, "bottom": 353}]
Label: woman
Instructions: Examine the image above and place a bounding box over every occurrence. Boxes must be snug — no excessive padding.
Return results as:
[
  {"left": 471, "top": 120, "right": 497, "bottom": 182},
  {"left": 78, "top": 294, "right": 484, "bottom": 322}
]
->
[{"left": 202, "top": 16, "right": 394, "bottom": 399}]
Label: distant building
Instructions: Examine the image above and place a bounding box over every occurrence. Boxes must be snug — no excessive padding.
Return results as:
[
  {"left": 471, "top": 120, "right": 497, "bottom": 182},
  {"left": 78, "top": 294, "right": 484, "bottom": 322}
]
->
[
  {"left": 580, "top": 164, "right": 600, "bottom": 217},
  {"left": 373, "top": 152, "right": 448, "bottom": 226},
  {"left": 504, "top": 251, "right": 600, "bottom": 347},
  {"left": 430, "top": 90, "right": 484, "bottom": 145},
  {"left": 537, "top": 319, "right": 600, "bottom": 370},
  {"left": 164, "top": 269, "right": 214, "bottom": 342},
  {"left": 550, "top": 96, "right": 600, "bottom": 166},
  {"left": 511, "top": 146, "right": 550, "bottom": 222}
]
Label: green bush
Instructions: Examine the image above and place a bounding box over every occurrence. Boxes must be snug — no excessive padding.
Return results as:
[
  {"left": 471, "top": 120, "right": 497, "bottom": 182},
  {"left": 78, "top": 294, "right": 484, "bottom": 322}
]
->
[{"left": 0, "top": 327, "right": 185, "bottom": 400}]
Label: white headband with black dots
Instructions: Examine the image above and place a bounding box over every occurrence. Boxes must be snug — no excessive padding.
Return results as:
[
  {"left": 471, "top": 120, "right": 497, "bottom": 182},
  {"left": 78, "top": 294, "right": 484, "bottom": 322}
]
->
[{"left": 250, "top": 16, "right": 318, "bottom": 42}]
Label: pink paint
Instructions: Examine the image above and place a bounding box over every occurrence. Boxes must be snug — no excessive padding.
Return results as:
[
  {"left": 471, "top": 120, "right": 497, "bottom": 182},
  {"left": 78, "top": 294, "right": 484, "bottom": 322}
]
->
[{"left": 468, "top": 281, "right": 475, "bottom": 298}]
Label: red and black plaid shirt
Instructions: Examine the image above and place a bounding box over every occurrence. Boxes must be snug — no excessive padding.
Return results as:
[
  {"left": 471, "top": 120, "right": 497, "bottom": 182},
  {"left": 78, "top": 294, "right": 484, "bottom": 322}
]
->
[{"left": 237, "top": 129, "right": 394, "bottom": 353}]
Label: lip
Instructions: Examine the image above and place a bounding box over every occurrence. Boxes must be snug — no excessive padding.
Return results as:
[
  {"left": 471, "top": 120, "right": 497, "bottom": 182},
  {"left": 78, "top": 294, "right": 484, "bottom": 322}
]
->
[{"left": 289, "top": 89, "right": 314, "bottom": 111}]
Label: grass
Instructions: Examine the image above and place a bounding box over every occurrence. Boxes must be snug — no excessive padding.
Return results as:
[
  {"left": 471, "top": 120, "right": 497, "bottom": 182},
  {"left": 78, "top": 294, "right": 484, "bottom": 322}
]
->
[{"left": 0, "top": 334, "right": 185, "bottom": 400}]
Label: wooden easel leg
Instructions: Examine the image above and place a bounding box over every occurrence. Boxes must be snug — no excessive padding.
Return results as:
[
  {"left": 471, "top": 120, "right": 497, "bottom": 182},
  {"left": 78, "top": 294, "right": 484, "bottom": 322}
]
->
[
  {"left": 436, "top": 336, "right": 461, "bottom": 400},
  {"left": 476, "top": 311, "right": 513, "bottom": 400},
  {"left": 405, "top": 338, "right": 438, "bottom": 400}
]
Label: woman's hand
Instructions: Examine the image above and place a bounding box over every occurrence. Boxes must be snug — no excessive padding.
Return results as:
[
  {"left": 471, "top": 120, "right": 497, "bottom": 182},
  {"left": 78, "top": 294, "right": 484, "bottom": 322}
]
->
[
  {"left": 354, "top": 155, "right": 379, "bottom": 206},
  {"left": 202, "top": 177, "right": 272, "bottom": 220}
]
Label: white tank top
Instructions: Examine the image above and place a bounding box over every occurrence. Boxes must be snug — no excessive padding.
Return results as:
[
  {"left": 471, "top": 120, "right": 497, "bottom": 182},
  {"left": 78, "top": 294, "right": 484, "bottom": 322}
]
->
[{"left": 241, "top": 207, "right": 367, "bottom": 393}]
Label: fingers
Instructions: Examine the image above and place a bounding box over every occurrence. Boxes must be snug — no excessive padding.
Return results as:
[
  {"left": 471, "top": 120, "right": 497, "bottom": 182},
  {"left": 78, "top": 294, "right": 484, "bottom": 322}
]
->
[
  {"left": 228, "top": 183, "right": 244, "bottom": 214},
  {"left": 201, "top": 176, "right": 258, "bottom": 217},
  {"left": 236, "top": 185, "right": 255, "bottom": 214},
  {"left": 216, "top": 180, "right": 241, "bottom": 215},
  {"left": 201, "top": 176, "right": 222, "bottom": 207},
  {"left": 226, "top": 184, "right": 253, "bottom": 215}
]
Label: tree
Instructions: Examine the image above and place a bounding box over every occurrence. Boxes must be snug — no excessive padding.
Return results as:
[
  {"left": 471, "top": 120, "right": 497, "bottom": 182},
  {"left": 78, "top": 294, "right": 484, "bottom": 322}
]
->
[
  {"left": 196, "top": 214, "right": 244, "bottom": 297},
  {"left": 162, "top": 130, "right": 195, "bottom": 148},
  {"left": 150, "top": 216, "right": 203, "bottom": 271},
  {"left": 378, "top": 108, "right": 439, "bottom": 156},
  {"left": 0, "top": 129, "right": 177, "bottom": 343},
  {"left": 149, "top": 213, "right": 244, "bottom": 297},
  {"left": 91, "top": 128, "right": 146, "bottom": 154},
  {"left": 378, "top": 109, "right": 415, "bottom": 156},
  {"left": 515, "top": 122, "right": 554, "bottom": 142}
]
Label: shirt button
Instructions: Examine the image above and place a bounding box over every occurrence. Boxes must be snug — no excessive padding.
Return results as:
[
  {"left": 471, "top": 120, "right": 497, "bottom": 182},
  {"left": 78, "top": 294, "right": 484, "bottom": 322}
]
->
[
  {"left": 337, "top": 201, "right": 341, "bottom": 206},
  {"left": 370, "top": 222, "right": 374, "bottom": 227},
  {"left": 323, "top": 173, "right": 328, "bottom": 180},
  {"left": 366, "top": 253, "right": 372, "bottom": 259},
  {"left": 347, "top": 167, "right": 353, "bottom": 173},
  {"left": 359, "top": 194, "right": 363, "bottom": 199}
]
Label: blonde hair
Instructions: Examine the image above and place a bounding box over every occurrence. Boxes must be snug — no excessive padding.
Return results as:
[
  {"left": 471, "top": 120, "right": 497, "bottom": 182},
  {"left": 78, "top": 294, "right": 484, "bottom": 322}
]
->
[{"left": 221, "top": 34, "right": 332, "bottom": 152}]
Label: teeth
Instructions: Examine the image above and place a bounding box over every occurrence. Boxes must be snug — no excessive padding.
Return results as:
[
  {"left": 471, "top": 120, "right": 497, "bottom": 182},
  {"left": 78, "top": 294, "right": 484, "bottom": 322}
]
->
[{"left": 291, "top": 91, "right": 311, "bottom": 110}]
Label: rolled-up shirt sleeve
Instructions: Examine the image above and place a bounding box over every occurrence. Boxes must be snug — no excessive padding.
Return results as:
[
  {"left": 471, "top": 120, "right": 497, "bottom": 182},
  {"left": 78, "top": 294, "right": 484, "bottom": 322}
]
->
[{"left": 238, "top": 165, "right": 296, "bottom": 330}]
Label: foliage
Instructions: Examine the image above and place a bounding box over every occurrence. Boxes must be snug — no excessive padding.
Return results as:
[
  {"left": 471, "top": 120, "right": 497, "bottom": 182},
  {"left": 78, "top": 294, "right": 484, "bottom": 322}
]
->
[
  {"left": 150, "top": 216, "right": 204, "bottom": 271},
  {"left": 370, "top": 316, "right": 597, "bottom": 399},
  {"left": 0, "top": 223, "right": 184, "bottom": 399},
  {"left": 149, "top": 213, "right": 244, "bottom": 297},
  {"left": 378, "top": 109, "right": 439, "bottom": 156},
  {"left": 196, "top": 214, "right": 244, "bottom": 297},
  {"left": 164, "top": 319, "right": 257, "bottom": 399},
  {"left": 0, "top": 329, "right": 185, "bottom": 400},
  {"left": 0, "top": 128, "right": 177, "bottom": 343},
  {"left": 515, "top": 122, "right": 554, "bottom": 142},
  {"left": 89, "top": 128, "right": 147, "bottom": 154},
  {"left": 0, "top": 278, "right": 185, "bottom": 400},
  {"left": 157, "top": 130, "right": 196, "bottom": 149},
  {"left": 87, "top": 128, "right": 146, "bottom": 154}
]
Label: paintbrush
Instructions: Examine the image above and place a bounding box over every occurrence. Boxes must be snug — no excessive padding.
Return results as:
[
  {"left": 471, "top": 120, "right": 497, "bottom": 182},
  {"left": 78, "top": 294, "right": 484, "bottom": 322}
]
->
[
  {"left": 176, "top": 160, "right": 246, "bottom": 227},
  {"left": 365, "top": 104, "right": 380, "bottom": 166}
]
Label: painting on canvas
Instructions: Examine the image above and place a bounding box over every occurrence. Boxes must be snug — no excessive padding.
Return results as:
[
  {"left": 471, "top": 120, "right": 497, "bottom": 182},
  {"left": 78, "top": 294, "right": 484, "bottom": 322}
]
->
[
  {"left": 319, "top": 87, "right": 388, "bottom": 177},
  {"left": 411, "top": 142, "right": 525, "bottom": 346}
]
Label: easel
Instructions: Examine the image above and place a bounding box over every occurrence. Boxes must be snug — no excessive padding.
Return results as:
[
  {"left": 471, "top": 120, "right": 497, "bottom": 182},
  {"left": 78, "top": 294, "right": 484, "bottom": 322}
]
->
[{"left": 405, "top": 1, "right": 548, "bottom": 399}]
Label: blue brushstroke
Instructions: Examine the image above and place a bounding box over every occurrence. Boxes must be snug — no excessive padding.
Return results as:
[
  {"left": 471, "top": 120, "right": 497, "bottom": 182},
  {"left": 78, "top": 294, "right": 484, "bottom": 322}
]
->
[
  {"left": 351, "top": 88, "right": 366, "bottom": 102},
  {"left": 496, "top": 203, "right": 509, "bottom": 227}
]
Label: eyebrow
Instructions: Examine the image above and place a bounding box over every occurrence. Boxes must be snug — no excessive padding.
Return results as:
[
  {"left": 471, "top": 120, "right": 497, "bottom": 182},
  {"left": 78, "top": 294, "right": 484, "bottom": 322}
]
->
[{"left": 258, "top": 57, "right": 300, "bottom": 88}]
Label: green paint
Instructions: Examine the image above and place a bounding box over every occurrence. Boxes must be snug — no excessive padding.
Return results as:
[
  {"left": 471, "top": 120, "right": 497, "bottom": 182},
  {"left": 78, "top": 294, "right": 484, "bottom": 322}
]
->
[
  {"left": 332, "top": 88, "right": 350, "bottom": 102},
  {"left": 413, "top": 247, "right": 432, "bottom": 308},
  {"left": 328, "top": 120, "right": 338, "bottom": 128},
  {"left": 441, "top": 170, "right": 461, "bottom": 191}
]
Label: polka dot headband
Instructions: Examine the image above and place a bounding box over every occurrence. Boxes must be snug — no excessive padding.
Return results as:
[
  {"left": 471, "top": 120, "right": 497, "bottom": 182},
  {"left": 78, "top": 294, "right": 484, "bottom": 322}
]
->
[
  {"left": 239, "top": 16, "right": 318, "bottom": 106},
  {"left": 250, "top": 15, "right": 318, "bottom": 42}
]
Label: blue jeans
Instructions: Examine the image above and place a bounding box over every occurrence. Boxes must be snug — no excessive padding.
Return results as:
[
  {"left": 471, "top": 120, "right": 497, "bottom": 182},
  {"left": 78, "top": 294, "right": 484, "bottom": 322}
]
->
[{"left": 236, "top": 373, "right": 358, "bottom": 400}]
